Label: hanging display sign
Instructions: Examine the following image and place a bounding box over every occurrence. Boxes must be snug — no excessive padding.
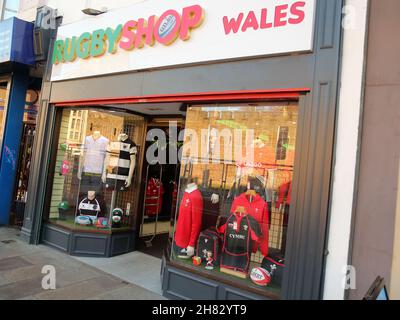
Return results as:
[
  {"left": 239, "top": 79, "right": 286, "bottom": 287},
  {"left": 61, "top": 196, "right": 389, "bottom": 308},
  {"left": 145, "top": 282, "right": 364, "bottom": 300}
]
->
[{"left": 51, "top": 0, "right": 316, "bottom": 81}]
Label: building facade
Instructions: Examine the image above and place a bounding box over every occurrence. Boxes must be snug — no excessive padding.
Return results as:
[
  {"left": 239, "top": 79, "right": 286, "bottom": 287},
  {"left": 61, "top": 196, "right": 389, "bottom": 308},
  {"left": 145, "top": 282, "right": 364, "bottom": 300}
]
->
[
  {"left": 347, "top": 0, "right": 400, "bottom": 300},
  {"left": 11, "top": 0, "right": 399, "bottom": 300}
]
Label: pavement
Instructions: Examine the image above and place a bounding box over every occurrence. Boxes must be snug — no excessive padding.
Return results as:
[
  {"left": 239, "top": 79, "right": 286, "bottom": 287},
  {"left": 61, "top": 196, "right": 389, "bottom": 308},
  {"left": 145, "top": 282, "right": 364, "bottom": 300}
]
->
[{"left": 0, "top": 227, "right": 166, "bottom": 300}]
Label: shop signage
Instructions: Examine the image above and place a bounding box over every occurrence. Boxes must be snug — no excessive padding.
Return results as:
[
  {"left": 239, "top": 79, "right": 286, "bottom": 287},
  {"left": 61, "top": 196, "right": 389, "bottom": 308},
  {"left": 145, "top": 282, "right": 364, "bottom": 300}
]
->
[
  {"left": 0, "top": 18, "right": 35, "bottom": 66},
  {"left": 51, "top": 0, "right": 316, "bottom": 81}
]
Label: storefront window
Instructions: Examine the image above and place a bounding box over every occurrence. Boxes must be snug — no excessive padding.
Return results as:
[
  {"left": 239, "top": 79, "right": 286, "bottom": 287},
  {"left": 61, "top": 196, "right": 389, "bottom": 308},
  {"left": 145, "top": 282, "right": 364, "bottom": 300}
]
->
[
  {"left": 46, "top": 108, "right": 145, "bottom": 234},
  {"left": 170, "top": 102, "right": 298, "bottom": 296}
]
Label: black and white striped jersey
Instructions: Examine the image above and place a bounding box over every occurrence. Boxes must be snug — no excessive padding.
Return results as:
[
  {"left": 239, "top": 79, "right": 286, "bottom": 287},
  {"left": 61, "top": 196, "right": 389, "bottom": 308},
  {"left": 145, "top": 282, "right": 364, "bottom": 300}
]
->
[
  {"left": 106, "top": 138, "right": 137, "bottom": 181},
  {"left": 78, "top": 198, "right": 101, "bottom": 218}
]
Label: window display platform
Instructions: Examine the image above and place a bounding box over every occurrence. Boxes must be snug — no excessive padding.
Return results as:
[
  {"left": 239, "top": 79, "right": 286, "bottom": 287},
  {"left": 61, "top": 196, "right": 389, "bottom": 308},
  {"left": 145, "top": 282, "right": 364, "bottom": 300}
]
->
[
  {"left": 161, "top": 250, "right": 280, "bottom": 301},
  {"left": 41, "top": 223, "right": 136, "bottom": 257}
]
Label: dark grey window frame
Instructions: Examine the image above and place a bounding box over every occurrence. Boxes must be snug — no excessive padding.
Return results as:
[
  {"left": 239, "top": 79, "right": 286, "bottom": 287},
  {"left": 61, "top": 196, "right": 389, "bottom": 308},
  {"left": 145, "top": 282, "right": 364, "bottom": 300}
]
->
[{"left": 22, "top": 0, "right": 343, "bottom": 300}]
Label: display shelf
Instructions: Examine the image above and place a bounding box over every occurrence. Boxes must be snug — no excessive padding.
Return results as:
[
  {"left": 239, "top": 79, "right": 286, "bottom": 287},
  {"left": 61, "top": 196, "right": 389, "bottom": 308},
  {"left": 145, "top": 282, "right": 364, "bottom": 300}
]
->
[
  {"left": 48, "top": 218, "right": 132, "bottom": 234},
  {"left": 42, "top": 222, "right": 136, "bottom": 257},
  {"left": 169, "top": 250, "right": 282, "bottom": 298}
]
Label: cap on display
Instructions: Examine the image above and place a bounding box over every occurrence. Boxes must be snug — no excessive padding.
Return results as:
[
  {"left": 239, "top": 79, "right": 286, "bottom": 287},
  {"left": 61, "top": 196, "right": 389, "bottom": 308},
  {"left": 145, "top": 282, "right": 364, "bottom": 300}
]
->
[{"left": 58, "top": 201, "right": 70, "bottom": 210}]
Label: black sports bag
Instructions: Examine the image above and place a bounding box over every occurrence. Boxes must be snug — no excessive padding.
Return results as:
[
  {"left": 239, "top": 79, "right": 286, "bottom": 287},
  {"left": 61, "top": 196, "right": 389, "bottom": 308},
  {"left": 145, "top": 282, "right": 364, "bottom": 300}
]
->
[
  {"left": 261, "top": 249, "right": 285, "bottom": 286},
  {"left": 196, "top": 229, "right": 222, "bottom": 266}
]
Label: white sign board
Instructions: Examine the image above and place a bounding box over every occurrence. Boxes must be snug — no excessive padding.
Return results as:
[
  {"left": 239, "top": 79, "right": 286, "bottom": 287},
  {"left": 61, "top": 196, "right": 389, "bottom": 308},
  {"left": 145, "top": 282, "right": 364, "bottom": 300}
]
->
[{"left": 51, "top": 0, "right": 316, "bottom": 81}]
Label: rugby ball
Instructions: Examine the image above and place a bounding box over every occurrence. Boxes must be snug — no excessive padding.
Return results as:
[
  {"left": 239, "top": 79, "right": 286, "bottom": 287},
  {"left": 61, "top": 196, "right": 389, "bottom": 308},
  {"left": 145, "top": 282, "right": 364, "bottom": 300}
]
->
[
  {"left": 250, "top": 267, "right": 271, "bottom": 287},
  {"left": 192, "top": 256, "right": 202, "bottom": 266},
  {"left": 158, "top": 14, "right": 177, "bottom": 39},
  {"left": 75, "top": 216, "right": 92, "bottom": 226}
]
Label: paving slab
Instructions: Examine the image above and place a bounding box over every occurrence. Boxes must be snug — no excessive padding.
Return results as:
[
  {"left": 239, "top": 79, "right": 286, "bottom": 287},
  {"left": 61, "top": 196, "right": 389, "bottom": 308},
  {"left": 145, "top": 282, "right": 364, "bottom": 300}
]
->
[
  {"left": 54, "top": 267, "right": 103, "bottom": 288},
  {"left": 0, "top": 256, "right": 33, "bottom": 271},
  {"left": 2, "top": 264, "right": 45, "bottom": 282},
  {"left": 0, "top": 275, "right": 11, "bottom": 287},
  {"left": 31, "top": 275, "right": 127, "bottom": 300},
  {"left": 74, "top": 251, "right": 163, "bottom": 295},
  {"left": 0, "top": 277, "right": 45, "bottom": 300}
]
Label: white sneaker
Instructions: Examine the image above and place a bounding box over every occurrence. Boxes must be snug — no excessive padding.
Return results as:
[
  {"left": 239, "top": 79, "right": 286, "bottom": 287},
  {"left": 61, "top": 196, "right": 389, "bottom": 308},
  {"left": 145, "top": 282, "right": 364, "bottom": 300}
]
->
[{"left": 177, "top": 248, "right": 193, "bottom": 259}]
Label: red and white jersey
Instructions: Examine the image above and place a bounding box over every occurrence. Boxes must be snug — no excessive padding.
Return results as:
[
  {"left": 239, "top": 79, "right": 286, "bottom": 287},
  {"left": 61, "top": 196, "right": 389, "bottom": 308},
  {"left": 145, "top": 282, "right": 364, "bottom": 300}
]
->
[
  {"left": 174, "top": 188, "right": 203, "bottom": 248},
  {"left": 145, "top": 178, "right": 164, "bottom": 216},
  {"left": 230, "top": 193, "right": 269, "bottom": 257}
]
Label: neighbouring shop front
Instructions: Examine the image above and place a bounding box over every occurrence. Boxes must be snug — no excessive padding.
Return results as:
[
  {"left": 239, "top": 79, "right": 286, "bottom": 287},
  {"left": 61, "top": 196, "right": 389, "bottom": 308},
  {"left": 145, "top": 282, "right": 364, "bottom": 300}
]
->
[
  {"left": 0, "top": 16, "right": 42, "bottom": 228},
  {"left": 22, "top": 0, "right": 343, "bottom": 300}
]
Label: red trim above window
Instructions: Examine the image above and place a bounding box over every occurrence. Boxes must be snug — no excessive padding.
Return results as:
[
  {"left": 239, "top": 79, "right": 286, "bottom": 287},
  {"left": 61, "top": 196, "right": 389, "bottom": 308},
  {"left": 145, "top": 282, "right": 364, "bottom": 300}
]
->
[{"left": 53, "top": 88, "right": 310, "bottom": 107}]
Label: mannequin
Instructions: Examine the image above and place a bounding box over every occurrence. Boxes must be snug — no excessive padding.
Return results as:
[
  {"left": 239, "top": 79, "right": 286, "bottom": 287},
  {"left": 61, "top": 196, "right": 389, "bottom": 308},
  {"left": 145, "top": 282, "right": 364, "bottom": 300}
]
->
[
  {"left": 229, "top": 176, "right": 270, "bottom": 257},
  {"left": 174, "top": 181, "right": 204, "bottom": 259},
  {"left": 78, "top": 130, "right": 109, "bottom": 194},
  {"left": 102, "top": 132, "right": 137, "bottom": 191},
  {"left": 77, "top": 190, "right": 102, "bottom": 222}
]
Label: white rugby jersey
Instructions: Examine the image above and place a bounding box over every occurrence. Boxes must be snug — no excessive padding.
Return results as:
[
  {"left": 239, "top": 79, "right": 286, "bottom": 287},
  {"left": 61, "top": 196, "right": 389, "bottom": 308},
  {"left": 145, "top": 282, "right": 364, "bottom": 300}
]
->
[{"left": 82, "top": 135, "right": 109, "bottom": 174}]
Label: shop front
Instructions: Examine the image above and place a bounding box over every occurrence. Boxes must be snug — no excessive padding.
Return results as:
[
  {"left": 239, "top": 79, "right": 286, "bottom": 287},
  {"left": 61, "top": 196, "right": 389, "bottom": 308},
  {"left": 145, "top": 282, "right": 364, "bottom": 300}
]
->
[
  {"left": 22, "top": 0, "right": 343, "bottom": 300},
  {"left": 0, "top": 16, "right": 38, "bottom": 227}
]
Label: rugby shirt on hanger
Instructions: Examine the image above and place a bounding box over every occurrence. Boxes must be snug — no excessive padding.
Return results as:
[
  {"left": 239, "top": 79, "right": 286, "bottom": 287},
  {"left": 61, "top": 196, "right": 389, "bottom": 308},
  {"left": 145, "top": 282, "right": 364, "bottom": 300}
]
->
[
  {"left": 231, "top": 193, "right": 270, "bottom": 257},
  {"left": 218, "top": 213, "right": 261, "bottom": 273},
  {"left": 106, "top": 138, "right": 137, "bottom": 181}
]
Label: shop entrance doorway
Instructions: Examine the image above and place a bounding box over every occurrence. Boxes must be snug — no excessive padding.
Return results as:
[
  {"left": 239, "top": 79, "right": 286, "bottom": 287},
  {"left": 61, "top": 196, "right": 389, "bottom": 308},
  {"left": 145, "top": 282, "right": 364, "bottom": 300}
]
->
[{"left": 137, "top": 119, "right": 184, "bottom": 258}]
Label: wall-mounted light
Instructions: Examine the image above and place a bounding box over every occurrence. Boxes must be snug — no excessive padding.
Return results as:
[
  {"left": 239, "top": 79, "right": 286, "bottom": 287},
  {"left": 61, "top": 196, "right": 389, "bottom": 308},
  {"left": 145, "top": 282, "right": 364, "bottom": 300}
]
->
[
  {"left": 82, "top": 7, "right": 107, "bottom": 16},
  {"left": 82, "top": 0, "right": 107, "bottom": 16}
]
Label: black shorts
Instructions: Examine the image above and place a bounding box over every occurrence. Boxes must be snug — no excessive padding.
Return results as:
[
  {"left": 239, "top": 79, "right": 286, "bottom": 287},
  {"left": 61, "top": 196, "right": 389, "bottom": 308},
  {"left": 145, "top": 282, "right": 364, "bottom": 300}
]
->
[
  {"left": 80, "top": 173, "right": 103, "bottom": 194},
  {"left": 105, "top": 178, "right": 130, "bottom": 192}
]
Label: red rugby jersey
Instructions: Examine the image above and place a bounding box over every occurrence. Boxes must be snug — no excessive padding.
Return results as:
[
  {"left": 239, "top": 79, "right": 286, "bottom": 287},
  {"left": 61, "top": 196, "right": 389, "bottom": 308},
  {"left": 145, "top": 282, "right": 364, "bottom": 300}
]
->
[
  {"left": 144, "top": 178, "right": 164, "bottom": 216},
  {"left": 230, "top": 193, "right": 269, "bottom": 257},
  {"left": 174, "top": 189, "right": 204, "bottom": 248}
]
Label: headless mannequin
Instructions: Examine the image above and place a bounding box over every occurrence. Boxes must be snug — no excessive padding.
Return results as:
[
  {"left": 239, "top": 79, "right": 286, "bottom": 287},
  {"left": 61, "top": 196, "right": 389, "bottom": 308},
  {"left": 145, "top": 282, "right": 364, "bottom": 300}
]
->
[
  {"left": 185, "top": 182, "right": 198, "bottom": 194},
  {"left": 184, "top": 182, "right": 198, "bottom": 257},
  {"left": 78, "top": 131, "right": 105, "bottom": 180},
  {"left": 101, "top": 133, "right": 136, "bottom": 188}
]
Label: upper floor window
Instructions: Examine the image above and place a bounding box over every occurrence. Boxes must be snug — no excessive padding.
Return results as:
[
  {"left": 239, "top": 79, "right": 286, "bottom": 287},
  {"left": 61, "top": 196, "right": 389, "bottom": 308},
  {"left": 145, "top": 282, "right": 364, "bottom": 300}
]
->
[{"left": 1, "top": 0, "right": 20, "bottom": 20}]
